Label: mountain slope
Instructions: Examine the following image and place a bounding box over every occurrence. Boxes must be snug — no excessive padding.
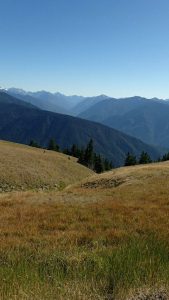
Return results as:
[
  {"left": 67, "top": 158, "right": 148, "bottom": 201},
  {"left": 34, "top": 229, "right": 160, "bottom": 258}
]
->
[
  {"left": 103, "top": 101, "right": 169, "bottom": 148},
  {"left": 28, "top": 90, "right": 84, "bottom": 110},
  {"left": 72, "top": 95, "right": 109, "bottom": 115},
  {"left": 78, "top": 96, "right": 160, "bottom": 121},
  {"left": 0, "top": 93, "right": 162, "bottom": 166},
  {"left": 0, "top": 140, "right": 93, "bottom": 192},
  {"left": 0, "top": 91, "right": 38, "bottom": 109},
  {"left": 78, "top": 96, "right": 169, "bottom": 148}
]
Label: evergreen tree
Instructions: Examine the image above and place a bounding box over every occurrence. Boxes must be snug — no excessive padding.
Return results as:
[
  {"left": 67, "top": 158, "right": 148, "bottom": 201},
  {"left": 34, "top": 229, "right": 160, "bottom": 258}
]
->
[
  {"left": 109, "top": 161, "right": 113, "bottom": 170},
  {"left": 71, "top": 144, "right": 80, "bottom": 157},
  {"left": 84, "top": 139, "right": 94, "bottom": 168},
  {"left": 63, "top": 148, "right": 71, "bottom": 155},
  {"left": 94, "top": 154, "right": 104, "bottom": 173},
  {"left": 139, "top": 151, "right": 152, "bottom": 164},
  {"left": 156, "top": 156, "right": 162, "bottom": 162},
  {"left": 48, "top": 139, "right": 59, "bottom": 151},
  {"left": 78, "top": 148, "right": 85, "bottom": 165},
  {"left": 162, "top": 152, "right": 169, "bottom": 161},
  {"left": 104, "top": 159, "right": 113, "bottom": 171},
  {"left": 30, "top": 137, "right": 113, "bottom": 174},
  {"left": 29, "top": 140, "right": 40, "bottom": 148},
  {"left": 74, "top": 139, "right": 113, "bottom": 173},
  {"left": 124, "top": 152, "right": 137, "bottom": 166},
  {"left": 71, "top": 144, "right": 76, "bottom": 157}
]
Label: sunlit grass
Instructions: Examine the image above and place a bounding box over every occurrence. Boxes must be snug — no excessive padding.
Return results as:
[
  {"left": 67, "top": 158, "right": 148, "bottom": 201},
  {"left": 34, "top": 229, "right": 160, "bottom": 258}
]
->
[
  {"left": 0, "top": 140, "right": 93, "bottom": 192},
  {"left": 1, "top": 235, "right": 169, "bottom": 299},
  {"left": 1, "top": 160, "right": 169, "bottom": 298}
]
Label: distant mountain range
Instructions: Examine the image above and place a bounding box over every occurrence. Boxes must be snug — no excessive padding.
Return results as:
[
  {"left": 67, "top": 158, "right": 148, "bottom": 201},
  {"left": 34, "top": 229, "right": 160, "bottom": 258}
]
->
[
  {"left": 5, "top": 87, "right": 169, "bottom": 149},
  {"left": 0, "top": 91, "right": 163, "bottom": 166},
  {"left": 77, "top": 96, "right": 169, "bottom": 148},
  {"left": 7, "top": 88, "right": 108, "bottom": 116}
]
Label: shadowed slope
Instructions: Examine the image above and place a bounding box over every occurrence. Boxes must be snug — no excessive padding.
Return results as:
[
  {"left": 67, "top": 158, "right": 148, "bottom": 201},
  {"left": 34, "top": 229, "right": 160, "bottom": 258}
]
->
[{"left": 0, "top": 93, "right": 163, "bottom": 166}]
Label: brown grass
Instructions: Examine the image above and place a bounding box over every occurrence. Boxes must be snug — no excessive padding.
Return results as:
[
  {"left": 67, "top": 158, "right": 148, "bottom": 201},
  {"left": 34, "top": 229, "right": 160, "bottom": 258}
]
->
[
  {"left": 1, "top": 161, "right": 169, "bottom": 250},
  {"left": 1, "top": 157, "right": 169, "bottom": 299},
  {"left": 0, "top": 140, "right": 93, "bottom": 192}
]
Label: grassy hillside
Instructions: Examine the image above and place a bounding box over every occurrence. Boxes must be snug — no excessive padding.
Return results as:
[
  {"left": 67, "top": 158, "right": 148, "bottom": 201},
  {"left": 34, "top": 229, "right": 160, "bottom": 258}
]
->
[
  {"left": 78, "top": 159, "right": 169, "bottom": 188},
  {"left": 1, "top": 158, "right": 169, "bottom": 299},
  {"left": 0, "top": 140, "right": 93, "bottom": 192}
]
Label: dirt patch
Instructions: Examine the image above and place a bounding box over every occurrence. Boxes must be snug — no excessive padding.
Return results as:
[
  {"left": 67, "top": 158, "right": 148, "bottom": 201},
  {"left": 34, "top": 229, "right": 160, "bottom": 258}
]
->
[
  {"left": 81, "top": 177, "right": 128, "bottom": 189},
  {"left": 128, "top": 289, "right": 169, "bottom": 300},
  {"left": 0, "top": 181, "right": 65, "bottom": 193}
]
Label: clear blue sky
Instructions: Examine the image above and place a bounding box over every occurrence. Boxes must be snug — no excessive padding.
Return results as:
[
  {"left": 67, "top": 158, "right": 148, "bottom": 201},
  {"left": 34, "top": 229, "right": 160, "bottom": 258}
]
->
[{"left": 1, "top": 0, "right": 169, "bottom": 98}]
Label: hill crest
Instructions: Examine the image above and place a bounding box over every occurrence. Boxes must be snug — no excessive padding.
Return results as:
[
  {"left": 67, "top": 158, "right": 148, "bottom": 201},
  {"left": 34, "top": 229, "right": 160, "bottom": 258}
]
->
[{"left": 0, "top": 140, "right": 93, "bottom": 192}]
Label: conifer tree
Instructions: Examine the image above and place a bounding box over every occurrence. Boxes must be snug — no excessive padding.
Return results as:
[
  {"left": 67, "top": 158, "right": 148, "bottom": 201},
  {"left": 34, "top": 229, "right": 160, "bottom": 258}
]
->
[
  {"left": 71, "top": 144, "right": 78, "bottom": 157},
  {"left": 72, "top": 144, "right": 81, "bottom": 158},
  {"left": 104, "top": 159, "right": 113, "bottom": 171},
  {"left": 124, "top": 152, "right": 137, "bottom": 166},
  {"left": 29, "top": 140, "right": 40, "bottom": 148},
  {"left": 48, "top": 139, "right": 59, "bottom": 151},
  {"left": 84, "top": 139, "right": 94, "bottom": 168},
  {"left": 162, "top": 152, "right": 169, "bottom": 161},
  {"left": 78, "top": 148, "right": 85, "bottom": 165},
  {"left": 94, "top": 154, "right": 104, "bottom": 173},
  {"left": 139, "top": 151, "right": 152, "bottom": 164},
  {"left": 63, "top": 148, "right": 71, "bottom": 155}
]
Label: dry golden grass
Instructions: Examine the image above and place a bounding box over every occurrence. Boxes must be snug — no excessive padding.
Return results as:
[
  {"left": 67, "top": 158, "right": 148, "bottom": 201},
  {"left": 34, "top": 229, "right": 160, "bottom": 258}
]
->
[
  {"left": 1, "top": 161, "right": 169, "bottom": 250},
  {"left": 78, "top": 160, "right": 169, "bottom": 188},
  {"left": 1, "top": 158, "right": 169, "bottom": 299},
  {"left": 0, "top": 140, "right": 93, "bottom": 192}
]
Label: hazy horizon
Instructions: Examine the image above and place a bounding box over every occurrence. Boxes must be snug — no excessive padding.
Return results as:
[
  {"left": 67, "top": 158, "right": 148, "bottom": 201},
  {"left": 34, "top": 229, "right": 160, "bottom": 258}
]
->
[{"left": 1, "top": 85, "right": 167, "bottom": 100}]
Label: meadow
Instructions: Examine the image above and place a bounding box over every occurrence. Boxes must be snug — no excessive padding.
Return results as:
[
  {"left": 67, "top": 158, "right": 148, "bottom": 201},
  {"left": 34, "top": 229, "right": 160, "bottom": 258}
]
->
[
  {"left": 0, "top": 140, "right": 93, "bottom": 192},
  {"left": 1, "top": 155, "right": 169, "bottom": 299}
]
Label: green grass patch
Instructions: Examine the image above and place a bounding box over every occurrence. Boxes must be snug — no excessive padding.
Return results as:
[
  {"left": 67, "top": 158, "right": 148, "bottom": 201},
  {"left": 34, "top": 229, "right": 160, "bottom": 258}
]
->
[{"left": 1, "top": 234, "right": 169, "bottom": 299}]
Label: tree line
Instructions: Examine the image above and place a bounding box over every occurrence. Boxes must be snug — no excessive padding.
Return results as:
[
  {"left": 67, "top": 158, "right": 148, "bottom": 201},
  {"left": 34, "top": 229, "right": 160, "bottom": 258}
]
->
[
  {"left": 124, "top": 151, "right": 152, "bottom": 166},
  {"left": 30, "top": 138, "right": 169, "bottom": 171},
  {"left": 124, "top": 150, "right": 169, "bottom": 166},
  {"left": 29, "top": 139, "right": 113, "bottom": 173}
]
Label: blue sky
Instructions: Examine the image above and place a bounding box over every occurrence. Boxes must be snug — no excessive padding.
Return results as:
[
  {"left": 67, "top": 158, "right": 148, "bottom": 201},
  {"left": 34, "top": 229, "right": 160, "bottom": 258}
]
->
[{"left": 1, "top": 0, "right": 169, "bottom": 98}]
